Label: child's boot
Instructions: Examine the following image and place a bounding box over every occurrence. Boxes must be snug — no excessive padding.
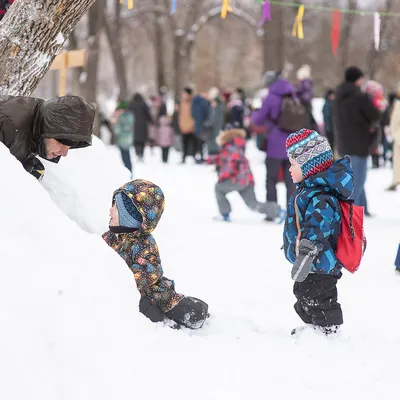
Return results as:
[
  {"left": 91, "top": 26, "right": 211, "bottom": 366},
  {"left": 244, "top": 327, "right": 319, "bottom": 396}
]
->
[
  {"left": 139, "top": 296, "right": 165, "bottom": 323},
  {"left": 395, "top": 243, "right": 400, "bottom": 273},
  {"left": 213, "top": 213, "right": 231, "bottom": 222},
  {"left": 166, "top": 297, "right": 209, "bottom": 329}
]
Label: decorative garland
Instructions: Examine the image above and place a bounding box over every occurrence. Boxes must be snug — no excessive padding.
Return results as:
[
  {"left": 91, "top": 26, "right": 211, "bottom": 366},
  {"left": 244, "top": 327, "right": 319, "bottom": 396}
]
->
[{"left": 118, "top": 1, "right": 394, "bottom": 54}]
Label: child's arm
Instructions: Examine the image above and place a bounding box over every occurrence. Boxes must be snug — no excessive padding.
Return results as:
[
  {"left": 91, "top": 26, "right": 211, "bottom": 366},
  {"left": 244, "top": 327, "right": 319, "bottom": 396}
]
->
[{"left": 291, "top": 196, "right": 336, "bottom": 282}]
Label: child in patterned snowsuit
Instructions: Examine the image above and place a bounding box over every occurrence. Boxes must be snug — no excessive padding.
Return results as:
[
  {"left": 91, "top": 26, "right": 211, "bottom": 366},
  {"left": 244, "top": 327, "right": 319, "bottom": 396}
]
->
[
  {"left": 283, "top": 129, "right": 354, "bottom": 335},
  {"left": 103, "top": 179, "right": 209, "bottom": 329},
  {"left": 207, "top": 125, "right": 279, "bottom": 222}
]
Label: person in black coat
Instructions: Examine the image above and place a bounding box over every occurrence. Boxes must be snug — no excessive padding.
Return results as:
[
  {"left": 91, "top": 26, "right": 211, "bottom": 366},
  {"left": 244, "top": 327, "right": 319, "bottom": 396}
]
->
[
  {"left": 322, "top": 89, "right": 335, "bottom": 150},
  {"left": 333, "top": 67, "right": 381, "bottom": 215},
  {"left": 129, "top": 93, "right": 153, "bottom": 161}
]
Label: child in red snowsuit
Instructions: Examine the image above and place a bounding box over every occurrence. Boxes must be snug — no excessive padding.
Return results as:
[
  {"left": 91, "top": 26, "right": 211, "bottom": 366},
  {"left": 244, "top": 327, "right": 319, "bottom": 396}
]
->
[{"left": 207, "top": 125, "right": 279, "bottom": 222}]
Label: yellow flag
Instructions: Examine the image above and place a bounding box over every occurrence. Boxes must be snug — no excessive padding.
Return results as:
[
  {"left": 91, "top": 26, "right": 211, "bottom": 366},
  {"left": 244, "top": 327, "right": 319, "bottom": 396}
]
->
[
  {"left": 221, "top": 0, "right": 233, "bottom": 19},
  {"left": 120, "top": 0, "right": 134, "bottom": 9},
  {"left": 292, "top": 5, "right": 305, "bottom": 39}
]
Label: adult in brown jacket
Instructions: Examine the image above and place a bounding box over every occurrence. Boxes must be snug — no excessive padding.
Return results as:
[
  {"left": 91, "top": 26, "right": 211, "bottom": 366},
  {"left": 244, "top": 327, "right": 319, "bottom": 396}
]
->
[
  {"left": 0, "top": 95, "right": 95, "bottom": 179},
  {"left": 178, "top": 87, "right": 195, "bottom": 163}
]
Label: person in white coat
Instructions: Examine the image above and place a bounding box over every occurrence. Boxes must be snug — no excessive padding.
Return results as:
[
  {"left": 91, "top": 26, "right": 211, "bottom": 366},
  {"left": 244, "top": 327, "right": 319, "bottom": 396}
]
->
[{"left": 388, "top": 87, "right": 400, "bottom": 191}]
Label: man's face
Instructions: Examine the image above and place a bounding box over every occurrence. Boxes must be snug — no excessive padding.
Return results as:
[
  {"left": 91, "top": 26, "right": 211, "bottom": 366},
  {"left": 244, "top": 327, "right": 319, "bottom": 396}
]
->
[
  {"left": 109, "top": 204, "right": 120, "bottom": 226},
  {"left": 43, "top": 138, "right": 71, "bottom": 159}
]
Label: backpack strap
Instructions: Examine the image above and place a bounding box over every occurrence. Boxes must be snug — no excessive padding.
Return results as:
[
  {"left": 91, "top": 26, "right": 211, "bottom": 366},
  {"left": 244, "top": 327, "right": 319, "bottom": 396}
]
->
[{"left": 294, "top": 192, "right": 302, "bottom": 256}]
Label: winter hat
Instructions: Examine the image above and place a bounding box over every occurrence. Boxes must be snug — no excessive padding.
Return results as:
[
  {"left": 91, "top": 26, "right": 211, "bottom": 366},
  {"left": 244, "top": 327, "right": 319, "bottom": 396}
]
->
[
  {"left": 296, "top": 64, "right": 311, "bottom": 81},
  {"left": 345, "top": 66, "right": 364, "bottom": 83},
  {"left": 208, "top": 87, "right": 220, "bottom": 101},
  {"left": 262, "top": 70, "right": 281, "bottom": 87},
  {"left": 286, "top": 129, "right": 334, "bottom": 180},
  {"left": 115, "top": 192, "right": 143, "bottom": 228}
]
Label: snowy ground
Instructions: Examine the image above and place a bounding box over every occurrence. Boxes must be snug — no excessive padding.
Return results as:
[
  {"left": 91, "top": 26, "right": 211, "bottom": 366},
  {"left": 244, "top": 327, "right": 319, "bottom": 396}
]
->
[{"left": 1, "top": 138, "right": 400, "bottom": 400}]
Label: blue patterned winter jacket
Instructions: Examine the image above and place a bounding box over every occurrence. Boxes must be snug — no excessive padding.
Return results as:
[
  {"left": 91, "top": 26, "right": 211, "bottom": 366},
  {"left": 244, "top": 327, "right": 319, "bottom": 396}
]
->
[{"left": 283, "top": 157, "right": 354, "bottom": 276}]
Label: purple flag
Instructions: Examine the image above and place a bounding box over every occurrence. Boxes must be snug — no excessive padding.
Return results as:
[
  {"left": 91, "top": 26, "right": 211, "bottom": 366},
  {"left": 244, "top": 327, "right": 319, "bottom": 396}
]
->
[{"left": 259, "top": 1, "right": 272, "bottom": 26}]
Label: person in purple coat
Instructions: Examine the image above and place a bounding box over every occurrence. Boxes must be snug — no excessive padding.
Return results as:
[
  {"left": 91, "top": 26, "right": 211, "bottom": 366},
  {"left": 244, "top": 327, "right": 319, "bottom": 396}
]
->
[{"left": 252, "top": 71, "right": 296, "bottom": 220}]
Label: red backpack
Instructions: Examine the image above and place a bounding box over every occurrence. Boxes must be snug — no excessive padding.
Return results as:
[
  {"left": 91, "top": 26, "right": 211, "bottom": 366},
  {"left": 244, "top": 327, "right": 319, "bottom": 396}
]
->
[{"left": 335, "top": 201, "right": 367, "bottom": 273}]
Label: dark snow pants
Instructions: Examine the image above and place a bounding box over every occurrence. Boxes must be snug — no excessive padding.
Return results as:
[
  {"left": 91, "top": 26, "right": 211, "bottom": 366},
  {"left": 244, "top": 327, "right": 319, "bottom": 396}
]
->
[
  {"left": 293, "top": 273, "right": 343, "bottom": 327},
  {"left": 266, "top": 157, "right": 295, "bottom": 206}
]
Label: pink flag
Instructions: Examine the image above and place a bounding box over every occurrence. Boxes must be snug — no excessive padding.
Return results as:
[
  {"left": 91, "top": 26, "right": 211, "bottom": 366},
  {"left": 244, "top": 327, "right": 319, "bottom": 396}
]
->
[{"left": 259, "top": 1, "right": 272, "bottom": 26}]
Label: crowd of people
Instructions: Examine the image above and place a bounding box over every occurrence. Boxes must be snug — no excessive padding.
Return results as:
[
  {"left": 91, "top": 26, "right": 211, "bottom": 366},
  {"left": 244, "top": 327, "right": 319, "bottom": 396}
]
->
[{"left": 109, "top": 87, "right": 251, "bottom": 173}]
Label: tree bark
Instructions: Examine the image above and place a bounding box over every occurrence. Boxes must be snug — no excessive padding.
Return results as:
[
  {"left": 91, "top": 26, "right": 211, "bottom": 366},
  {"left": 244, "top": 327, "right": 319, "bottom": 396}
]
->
[
  {"left": 104, "top": 1, "right": 128, "bottom": 101},
  {"left": 84, "top": 0, "right": 105, "bottom": 103},
  {"left": 0, "top": 0, "right": 97, "bottom": 96}
]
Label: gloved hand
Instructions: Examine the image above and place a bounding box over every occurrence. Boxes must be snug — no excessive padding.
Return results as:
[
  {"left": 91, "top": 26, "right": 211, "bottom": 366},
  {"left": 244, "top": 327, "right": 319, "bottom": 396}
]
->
[
  {"left": 291, "top": 238, "right": 319, "bottom": 282},
  {"left": 22, "top": 155, "right": 45, "bottom": 180}
]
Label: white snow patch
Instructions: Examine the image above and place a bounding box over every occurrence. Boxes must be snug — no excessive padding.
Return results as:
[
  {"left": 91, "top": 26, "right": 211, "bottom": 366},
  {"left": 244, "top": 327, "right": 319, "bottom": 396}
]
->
[
  {"left": 54, "top": 32, "right": 64, "bottom": 45},
  {"left": 1, "top": 138, "right": 400, "bottom": 400}
]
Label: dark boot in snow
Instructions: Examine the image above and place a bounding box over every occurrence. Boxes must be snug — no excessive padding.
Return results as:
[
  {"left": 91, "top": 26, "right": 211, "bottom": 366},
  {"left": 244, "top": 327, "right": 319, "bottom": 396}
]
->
[
  {"left": 166, "top": 297, "right": 209, "bottom": 329},
  {"left": 291, "top": 325, "right": 340, "bottom": 337},
  {"left": 139, "top": 296, "right": 165, "bottom": 323}
]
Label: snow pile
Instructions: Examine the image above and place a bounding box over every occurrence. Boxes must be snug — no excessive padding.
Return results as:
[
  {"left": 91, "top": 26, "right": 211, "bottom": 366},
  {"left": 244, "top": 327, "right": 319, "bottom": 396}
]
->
[
  {"left": 2, "top": 138, "right": 400, "bottom": 400},
  {"left": 0, "top": 143, "right": 149, "bottom": 400},
  {"left": 41, "top": 136, "right": 131, "bottom": 234}
]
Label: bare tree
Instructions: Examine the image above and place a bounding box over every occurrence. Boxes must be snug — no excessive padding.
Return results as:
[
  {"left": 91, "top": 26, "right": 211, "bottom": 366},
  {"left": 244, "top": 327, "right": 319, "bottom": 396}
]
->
[
  {"left": 0, "top": 0, "right": 97, "bottom": 96},
  {"left": 365, "top": 0, "right": 395, "bottom": 79},
  {"left": 104, "top": 0, "right": 129, "bottom": 100},
  {"left": 337, "top": 0, "right": 358, "bottom": 74},
  {"left": 84, "top": 0, "right": 105, "bottom": 103}
]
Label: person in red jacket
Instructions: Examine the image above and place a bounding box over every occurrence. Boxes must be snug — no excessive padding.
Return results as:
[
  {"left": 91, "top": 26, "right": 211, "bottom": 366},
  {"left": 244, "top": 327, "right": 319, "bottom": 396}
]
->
[{"left": 207, "top": 124, "right": 280, "bottom": 222}]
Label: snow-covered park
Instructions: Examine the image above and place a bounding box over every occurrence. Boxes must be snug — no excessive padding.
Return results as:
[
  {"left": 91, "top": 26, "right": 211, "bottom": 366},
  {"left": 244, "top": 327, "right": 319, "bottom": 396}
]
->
[{"left": 1, "top": 137, "right": 399, "bottom": 400}]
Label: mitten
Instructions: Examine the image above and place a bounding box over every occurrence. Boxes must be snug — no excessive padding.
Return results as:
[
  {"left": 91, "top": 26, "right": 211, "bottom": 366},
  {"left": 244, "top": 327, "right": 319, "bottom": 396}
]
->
[
  {"left": 291, "top": 238, "right": 318, "bottom": 282},
  {"left": 22, "top": 155, "right": 45, "bottom": 180}
]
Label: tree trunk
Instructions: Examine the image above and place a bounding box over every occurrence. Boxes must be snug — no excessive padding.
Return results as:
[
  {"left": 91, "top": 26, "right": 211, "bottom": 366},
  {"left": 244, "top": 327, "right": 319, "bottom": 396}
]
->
[
  {"left": 262, "top": 4, "right": 285, "bottom": 72},
  {"left": 84, "top": 0, "right": 105, "bottom": 103},
  {"left": 68, "top": 29, "right": 84, "bottom": 96},
  {"left": 0, "top": 0, "right": 97, "bottom": 96},
  {"left": 365, "top": 0, "right": 394, "bottom": 79},
  {"left": 337, "top": 0, "right": 358, "bottom": 75},
  {"left": 104, "top": 2, "right": 128, "bottom": 101},
  {"left": 173, "top": 34, "right": 183, "bottom": 95},
  {"left": 154, "top": 13, "right": 165, "bottom": 93}
]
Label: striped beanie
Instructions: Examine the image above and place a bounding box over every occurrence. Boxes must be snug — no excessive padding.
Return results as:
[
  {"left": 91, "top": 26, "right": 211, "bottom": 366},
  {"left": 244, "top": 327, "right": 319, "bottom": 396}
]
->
[
  {"left": 115, "top": 192, "right": 143, "bottom": 229},
  {"left": 286, "top": 129, "right": 333, "bottom": 180}
]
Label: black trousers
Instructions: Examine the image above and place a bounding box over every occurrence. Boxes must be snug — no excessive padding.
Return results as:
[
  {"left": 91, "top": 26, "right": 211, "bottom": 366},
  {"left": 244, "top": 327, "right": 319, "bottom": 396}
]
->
[
  {"left": 182, "top": 133, "right": 196, "bottom": 161},
  {"left": 134, "top": 142, "right": 145, "bottom": 158},
  {"left": 266, "top": 157, "right": 296, "bottom": 205},
  {"left": 161, "top": 147, "right": 170, "bottom": 163},
  {"left": 293, "top": 274, "right": 343, "bottom": 327},
  {"left": 195, "top": 136, "right": 205, "bottom": 161}
]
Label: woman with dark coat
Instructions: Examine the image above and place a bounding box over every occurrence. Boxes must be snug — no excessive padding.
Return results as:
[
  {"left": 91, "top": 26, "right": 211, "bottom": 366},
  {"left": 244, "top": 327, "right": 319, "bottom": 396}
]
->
[
  {"left": 129, "top": 93, "right": 153, "bottom": 161},
  {"left": 322, "top": 89, "right": 335, "bottom": 150}
]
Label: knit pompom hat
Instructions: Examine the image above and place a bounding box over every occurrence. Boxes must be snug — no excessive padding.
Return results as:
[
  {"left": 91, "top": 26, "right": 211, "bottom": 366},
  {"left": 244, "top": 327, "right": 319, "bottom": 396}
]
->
[
  {"left": 286, "top": 129, "right": 334, "bottom": 180},
  {"left": 115, "top": 192, "right": 143, "bottom": 229}
]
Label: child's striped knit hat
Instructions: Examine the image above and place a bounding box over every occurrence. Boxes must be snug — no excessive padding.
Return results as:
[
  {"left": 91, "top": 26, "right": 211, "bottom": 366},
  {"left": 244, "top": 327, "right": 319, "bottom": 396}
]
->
[{"left": 286, "top": 129, "right": 333, "bottom": 180}]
